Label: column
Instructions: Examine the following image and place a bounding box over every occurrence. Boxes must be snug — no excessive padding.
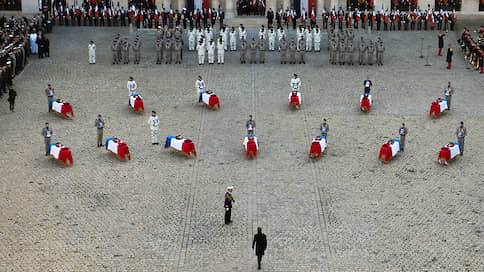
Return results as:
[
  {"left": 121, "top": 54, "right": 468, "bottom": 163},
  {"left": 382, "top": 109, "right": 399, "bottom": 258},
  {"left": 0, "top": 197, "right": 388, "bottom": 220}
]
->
[
  {"left": 283, "top": 0, "right": 290, "bottom": 9},
  {"left": 268, "top": 0, "right": 277, "bottom": 12},
  {"left": 225, "top": 0, "right": 235, "bottom": 17},
  {"left": 317, "top": 0, "right": 323, "bottom": 12}
]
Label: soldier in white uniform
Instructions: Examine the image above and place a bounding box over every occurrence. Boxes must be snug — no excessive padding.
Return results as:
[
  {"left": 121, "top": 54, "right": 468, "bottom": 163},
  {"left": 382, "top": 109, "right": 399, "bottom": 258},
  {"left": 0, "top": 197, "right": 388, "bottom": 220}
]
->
[
  {"left": 217, "top": 38, "right": 225, "bottom": 64},
  {"left": 147, "top": 111, "right": 160, "bottom": 145},
  {"left": 296, "top": 26, "right": 304, "bottom": 51},
  {"left": 220, "top": 25, "right": 228, "bottom": 50},
  {"left": 229, "top": 27, "right": 237, "bottom": 51},
  {"left": 313, "top": 26, "right": 321, "bottom": 52},
  {"left": 188, "top": 28, "right": 196, "bottom": 51},
  {"left": 305, "top": 26, "right": 312, "bottom": 52},
  {"left": 207, "top": 40, "right": 215, "bottom": 64},
  {"left": 88, "top": 40, "right": 96, "bottom": 64},
  {"left": 268, "top": 27, "right": 276, "bottom": 51},
  {"left": 239, "top": 25, "right": 247, "bottom": 42},
  {"left": 197, "top": 40, "right": 205, "bottom": 65}
]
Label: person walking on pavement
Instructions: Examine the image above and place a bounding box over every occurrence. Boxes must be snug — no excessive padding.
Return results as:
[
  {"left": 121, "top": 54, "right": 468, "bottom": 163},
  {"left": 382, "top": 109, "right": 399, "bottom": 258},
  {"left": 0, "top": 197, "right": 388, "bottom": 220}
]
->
[
  {"left": 399, "top": 123, "right": 408, "bottom": 151},
  {"left": 456, "top": 121, "right": 467, "bottom": 155},
  {"left": 224, "top": 186, "right": 235, "bottom": 224},
  {"left": 94, "top": 114, "right": 105, "bottom": 147},
  {"left": 41, "top": 122, "right": 53, "bottom": 156},
  {"left": 148, "top": 111, "right": 160, "bottom": 145},
  {"left": 252, "top": 227, "right": 267, "bottom": 270},
  {"left": 8, "top": 88, "right": 16, "bottom": 112}
]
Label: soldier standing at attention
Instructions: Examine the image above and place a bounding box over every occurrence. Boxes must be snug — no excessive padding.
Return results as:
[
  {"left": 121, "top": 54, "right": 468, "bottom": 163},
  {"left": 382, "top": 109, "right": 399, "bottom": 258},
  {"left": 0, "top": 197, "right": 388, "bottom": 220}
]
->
[
  {"left": 438, "top": 31, "right": 445, "bottom": 56},
  {"left": 259, "top": 37, "right": 266, "bottom": 64},
  {"left": 367, "top": 40, "right": 375, "bottom": 65},
  {"left": 399, "top": 123, "right": 408, "bottom": 151},
  {"left": 338, "top": 39, "right": 346, "bottom": 65},
  {"left": 280, "top": 37, "right": 288, "bottom": 64},
  {"left": 320, "top": 118, "right": 329, "bottom": 141},
  {"left": 247, "top": 114, "right": 256, "bottom": 134},
  {"left": 174, "top": 39, "right": 182, "bottom": 64},
  {"left": 164, "top": 39, "right": 172, "bottom": 64},
  {"left": 446, "top": 45, "right": 453, "bottom": 69},
  {"left": 217, "top": 37, "right": 225, "bottom": 64},
  {"left": 376, "top": 38, "right": 385, "bottom": 65},
  {"left": 445, "top": 81, "right": 454, "bottom": 110},
  {"left": 42, "top": 122, "right": 53, "bottom": 156},
  {"left": 122, "top": 38, "right": 130, "bottom": 64},
  {"left": 224, "top": 186, "right": 235, "bottom": 224},
  {"left": 299, "top": 37, "right": 306, "bottom": 64},
  {"left": 250, "top": 38, "right": 257, "bottom": 64},
  {"left": 346, "top": 39, "right": 354, "bottom": 65},
  {"left": 148, "top": 111, "right": 160, "bottom": 145},
  {"left": 127, "top": 77, "right": 137, "bottom": 95},
  {"left": 45, "top": 83, "right": 55, "bottom": 112},
  {"left": 289, "top": 40, "right": 297, "bottom": 64},
  {"left": 240, "top": 37, "right": 247, "bottom": 64},
  {"left": 456, "top": 121, "right": 466, "bottom": 155},
  {"left": 197, "top": 40, "right": 205, "bottom": 65},
  {"left": 359, "top": 37, "right": 367, "bottom": 65},
  {"left": 88, "top": 40, "right": 96, "bottom": 64},
  {"left": 94, "top": 114, "right": 105, "bottom": 147}
]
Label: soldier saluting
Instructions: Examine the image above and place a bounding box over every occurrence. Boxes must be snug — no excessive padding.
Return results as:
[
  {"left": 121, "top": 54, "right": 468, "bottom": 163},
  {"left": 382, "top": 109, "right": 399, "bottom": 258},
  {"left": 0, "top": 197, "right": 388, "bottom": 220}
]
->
[
  {"left": 456, "top": 121, "right": 467, "bottom": 155},
  {"left": 224, "top": 186, "right": 235, "bottom": 224}
]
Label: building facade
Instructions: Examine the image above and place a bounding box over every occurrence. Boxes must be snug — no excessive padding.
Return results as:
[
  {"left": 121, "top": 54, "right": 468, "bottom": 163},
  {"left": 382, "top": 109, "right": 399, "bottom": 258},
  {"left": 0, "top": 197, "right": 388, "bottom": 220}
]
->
[{"left": 2, "top": 0, "right": 483, "bottom": 18}]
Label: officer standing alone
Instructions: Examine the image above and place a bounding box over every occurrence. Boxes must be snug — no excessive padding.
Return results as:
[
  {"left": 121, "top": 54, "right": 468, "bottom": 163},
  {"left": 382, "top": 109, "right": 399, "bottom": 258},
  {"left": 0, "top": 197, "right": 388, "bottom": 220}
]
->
[
  {"left": 94, "top": 114, "right": 105, "bottom": 147},
  {"left": 224, "top": 186, "right": 235, "bottom": 224},
  {"left": 399, "top": 123, "right": 408, "bottom": 151},
  {"left": 456, "top": 121, "right": 467, "bottom": 155},
  {"left": 42, "top": 122, "right": 53, "bottom": 156}
]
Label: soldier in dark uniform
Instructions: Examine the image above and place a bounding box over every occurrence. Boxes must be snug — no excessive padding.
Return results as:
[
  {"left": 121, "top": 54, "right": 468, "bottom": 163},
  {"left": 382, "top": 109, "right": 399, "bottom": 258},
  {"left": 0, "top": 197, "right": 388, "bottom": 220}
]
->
[
  {"left": 446, "top": 45, "right": 453, "bottom": 69},
  {"left": 240, "top": 37, "right": 247, "bottom": 64},
  {"left": 224, "top": 186, "right": 235, "bottom": 224}
]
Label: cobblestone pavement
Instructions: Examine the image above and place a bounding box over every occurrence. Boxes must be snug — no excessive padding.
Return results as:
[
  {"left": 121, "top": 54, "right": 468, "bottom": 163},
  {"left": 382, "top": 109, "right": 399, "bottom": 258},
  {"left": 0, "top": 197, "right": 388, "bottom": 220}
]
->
[{"left": 0, "top": 22, "right": 483, "bottom": 272}]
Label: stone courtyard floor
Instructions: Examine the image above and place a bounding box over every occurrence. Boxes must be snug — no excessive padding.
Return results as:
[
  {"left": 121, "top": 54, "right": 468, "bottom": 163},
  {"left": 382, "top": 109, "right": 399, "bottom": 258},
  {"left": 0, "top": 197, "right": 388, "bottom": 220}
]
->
[{"left": 0, "top": 21, "right": 483, "bottom": 271}]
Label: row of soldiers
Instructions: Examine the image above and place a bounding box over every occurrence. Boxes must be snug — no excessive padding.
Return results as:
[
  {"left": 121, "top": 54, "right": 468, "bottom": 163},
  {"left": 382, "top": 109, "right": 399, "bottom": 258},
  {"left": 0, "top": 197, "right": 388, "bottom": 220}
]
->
[
  {"left": 328, "top": 27, "right": 385, "bottom": 65},
  {"left": 50, "top": 4, "right": 226, "bottom": 30},
  {"left": 265, "top": 7, "right": 457, "bottom": 32},
  {"left": 460, "top": 27, "right": 484, "bottom": 74},
  {"left": 110, "top": 34, "right": 142, "bottom": 64}
]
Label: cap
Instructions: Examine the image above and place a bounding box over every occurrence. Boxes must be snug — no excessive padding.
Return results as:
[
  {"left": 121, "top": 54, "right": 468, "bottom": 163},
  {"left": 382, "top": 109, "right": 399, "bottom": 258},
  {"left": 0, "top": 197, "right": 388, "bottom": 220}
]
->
[
  {"left": 460, "top": 121, "right": 464, "bottom": 124},
  {"left": 249, "top": 114, "right": 252, "bottom": 117},
  {"left": 227, "top": 186, "right": 234, "bottom": 190}
]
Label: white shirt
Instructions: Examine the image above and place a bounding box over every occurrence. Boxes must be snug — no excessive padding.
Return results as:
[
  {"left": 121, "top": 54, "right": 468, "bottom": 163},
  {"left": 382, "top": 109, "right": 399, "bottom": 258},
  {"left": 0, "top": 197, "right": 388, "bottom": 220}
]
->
[
  {"left": 197, "top": 43, "right": 205, "bottom": 55},
  {"left": 148, "top": 115, "right": 160, "bottom": 129},
  {"left": 239, "top": 29, "right": 247, "bottom": 41},
  {"left": 188, "top": 30, "right": 195, "bottom": 41},
  {"left": 88, "top": 43, "right": 96, "bottom": 52},
  {"left": 127, "top": 80, "right": 137, "bottom": 93},
  {"left": 313, "top": 29, "right": 321, "bottom": 42},
  {"left": 229, "top": 31, "right": 237, "bottom": 41},
  {"left": 196, "top": 79, "right": 205, "bottom": 91},
  {"left": 207, "top": 43, "right": 215, "bottom": 54},
  {"left": 268, "top": 31, "right": 276, "bottom": 41},
  {"left": 291, "top": 78, "right": 301, "bottom": 90},
  {"left": 217, "top": 42, "right": 224, "bottom": 52}
]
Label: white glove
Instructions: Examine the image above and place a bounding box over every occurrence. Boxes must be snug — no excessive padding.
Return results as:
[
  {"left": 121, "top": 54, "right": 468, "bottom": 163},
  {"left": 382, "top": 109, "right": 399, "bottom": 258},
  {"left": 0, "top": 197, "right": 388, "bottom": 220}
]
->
[{"left": 226, "top": 208, "right": 229, "bottom": 211}]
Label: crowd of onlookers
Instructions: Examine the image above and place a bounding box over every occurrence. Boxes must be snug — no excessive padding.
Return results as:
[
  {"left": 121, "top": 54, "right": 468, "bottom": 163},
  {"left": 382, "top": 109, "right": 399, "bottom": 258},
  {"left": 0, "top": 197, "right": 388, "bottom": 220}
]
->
[{"left": 1, "top": 14, "right": 50, "bottom": 112}]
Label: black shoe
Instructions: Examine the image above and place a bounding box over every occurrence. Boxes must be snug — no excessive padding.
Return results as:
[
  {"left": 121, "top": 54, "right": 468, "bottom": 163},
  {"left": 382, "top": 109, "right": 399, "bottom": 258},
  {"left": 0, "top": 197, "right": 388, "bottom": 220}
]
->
[{"left": 45, "top": 153, "right": 49, "bottom": 156}]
